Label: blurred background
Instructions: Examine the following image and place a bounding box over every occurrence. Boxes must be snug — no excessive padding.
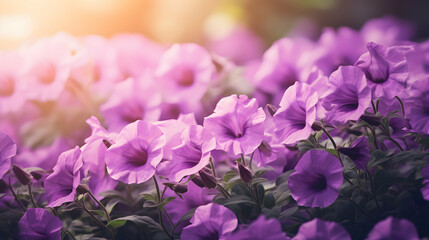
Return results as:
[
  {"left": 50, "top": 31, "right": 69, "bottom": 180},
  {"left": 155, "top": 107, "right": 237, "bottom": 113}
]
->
[{"left": 1, "top": 0, "right": 429, "bottom": 50}]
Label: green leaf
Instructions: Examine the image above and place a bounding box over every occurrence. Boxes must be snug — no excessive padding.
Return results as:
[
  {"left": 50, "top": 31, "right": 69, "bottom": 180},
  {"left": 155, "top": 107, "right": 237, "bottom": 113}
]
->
[
  {"left": 142, "top": 193, "right": 157, "bottom": 202},
  {"left": 143, "top": 200, "right": 158, "bottom": 208},
  {"left": 107, "top": 215, "right": 163, "bottom": 232},
  {"left": 158, "top": 196, "right": 176, "bottom": 209},
  {"left": 223, "top": 170, "right": 238, "bottom": 182},
  {"left": 222, "top": 195, "right": 256, "bottom": 206},
  {"left": 106, "top": 199, "right": 121, "bottom": 214},
  {"left": 108, "top": 219, "right": 127, "bottom": 228},
  {"left": 373, "top": 170, "right": 396, "bottom": 195}
]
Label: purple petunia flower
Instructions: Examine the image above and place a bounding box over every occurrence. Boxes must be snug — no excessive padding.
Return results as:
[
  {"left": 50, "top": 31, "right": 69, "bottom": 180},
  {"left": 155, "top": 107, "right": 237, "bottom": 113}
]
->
[
  {"left": 0, "top": 132, "right": 16, "bottom": 179},
  {"left": 44, "top": 146, "right": 83, "bottom": 207},
  {"left": 181, "top": 203, "right": 238, "bottom": 240},
  {"left": 204, "top": 94, "right": 266, "bottom": 155},
  {"left": 292, "top": 218, "right": 351, "bottom": 240},
  {"left": 164, "top": 180, "right": 216, "bottom": 228},
  {"left": 273, "top": 82, "right": 319, "bottom": 145},
  {"left": 105, "top": 120, "right": 165, "bottom": 184},
  {"left": 360, "top": 16, "right": 414, "bottom": 47},
  {"left": 289, "top": 149, "right": 343, "bottom": 207},
  {"left": 405, "top": 78, "right": 429, "bottom": 134},
  {"left": 81, "top": 116, "right": 118, "bottom": 199},
  {"left": 227, "top": 215, "right": 290, "bottom": 240},
  {"left": 18, "top": 208, "right": 63, "bottom": 240},
  {"left": 338, "top": 137, "right": 370, "bottom": 170},
  {"left": 355, "top": 42, "right": 408, "bottom": 99},
  {"left": 155, "top": 43, "right": 215, "bottom": 105},
  {"left": 366, "top": 216, "right": 419, "bottom": 240},
  {"left": 100, "top": 76, "right": 162, "bottom": 132},
  {"left": 0, "top": 51, "right": 26, "bottom": 114},
  {"left": 170, "top": 125, "right": 216, "bottom": 182},
  {"left": 323, "top": 66, "right": 371, "bottom": 125}
]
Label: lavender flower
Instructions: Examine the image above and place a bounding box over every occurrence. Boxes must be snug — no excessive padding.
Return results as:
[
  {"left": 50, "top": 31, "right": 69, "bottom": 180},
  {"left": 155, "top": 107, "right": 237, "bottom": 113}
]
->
[
  {"left": 204, "top": 94, "right": 266, "bottom": 155},
  {"left": 227, "top": 215, "right": 290, "bottom": 240},
  {"left": 44, "top": 146, "right": 83, "bottom": 207},
  {"left": 18, "top": 208, "right": 63, "bottom": 240},
  {"left": 181, "top": 203, "right": 238, "bottom": 240},
  {"left": 322, "top": 66, "right": 371, "bottom": 124},
  {"left": 405, "top": 78, "right": 429, "bottom": 134},
  {"left": 273, "top": 82, "right": 319, "bottom": 145},
  {"left": 0, "top": 52, "right": 26, "bottom": 113},
  {"left": 366, "top": 216, "right": 419, "bottom": 240},
  {"left": 170, "top": 125, "right": 216, "bottom": 182},
  {"left": 355, "top": 42, "right": 408, "bottom": 99},
  {"left": 0, "top": 132, "right": 16, "bottom": 179},
  {"left": 289, "top": 149, "right": 343, "bottom": 207},
  {"left": 293, "top": 218, "right": 351, "bottom": 240},
  {"left": 105, "top": 120, "right": 165, "bottom": 184}
]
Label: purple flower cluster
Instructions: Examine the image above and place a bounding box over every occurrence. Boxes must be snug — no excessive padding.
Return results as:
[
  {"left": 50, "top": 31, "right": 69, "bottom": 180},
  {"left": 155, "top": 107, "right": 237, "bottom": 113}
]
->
[{"left": 0, "top": 16, "right": 429, "bottom": 240}]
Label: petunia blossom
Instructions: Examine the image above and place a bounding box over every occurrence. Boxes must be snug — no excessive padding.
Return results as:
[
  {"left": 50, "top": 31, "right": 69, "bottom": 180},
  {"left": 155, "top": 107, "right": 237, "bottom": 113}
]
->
[
  {"left": 338, "top": 137, "right": 370, "bottom": 170},
  {"left": 100, "top": 76, "right": 162, "bottom": 132},
  {"left": 292, "top": 218, "right": 351, "bottom": 240},
  {"left": 0, "top": 51, "right": 26, "bottom": 114},
  {"left": 18, "top": 208, "right": 63, "bottom": 240},
  {"left": 323, "top": 66, "right": 372, "bottom": 125},
  {"left": 289, "top": 149, "right": 343, "bottom": 207},
  {"left": 0, "top": 132, "right": 16, "bottom": 179},
  {"left": 81, "top": 116, "right": 118, "bottom": 199},
  {"left": 170, "top": 125, "right": 216, "bottom": 182},
  {"left": 181, "top": 203, "right": 238, "bottom": 240},
  {"left": 273, "top": 82, "right": 318, "bottom": 145},
  {"left": 204, "top": 94, "right": 266, "bottom": 155},
  {"left": 355, "top": 42, "right": 408, "bottom": 99},
  {"left": 44, "top": 146, "right": 83, "bottom": 207},
  {"left": 105, "top": 120, "right": 165, "bottom": 184},
  {"left": 366, "top": 216, "right": 419, "bottom": 240},
  {"left": 227, "top": 215, "right": 290, "bottom": 240},
  {"left": 155, "top": 43, "right": 215, "bottom": 105}
]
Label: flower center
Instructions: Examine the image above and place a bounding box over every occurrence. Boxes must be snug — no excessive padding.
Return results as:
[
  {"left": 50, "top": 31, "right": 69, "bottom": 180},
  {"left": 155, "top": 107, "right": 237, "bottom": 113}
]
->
[
  {"left": 177, "top": 68, "right": 194, "bottom": 87},
  {"left": 37, "top": 63, "right": 57, "bottom": 84},
  {"left": 0, "top": 76, "right": 15, "bottom": 97},
  {"left": 308, "top": 174, "right": 327, "bottom": 192},
  {"left": 129, "top": 149, "right": 148, "bottom": 167}
]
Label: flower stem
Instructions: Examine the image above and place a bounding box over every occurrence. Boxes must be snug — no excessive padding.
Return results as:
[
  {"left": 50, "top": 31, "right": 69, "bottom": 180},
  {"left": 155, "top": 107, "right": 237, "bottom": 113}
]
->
[
  {"left": 209, "top": 156, "right": 217, "bottom": 178},
  {"left": 78, "top": 200, "right": 114, "bottom": 239},
  {"left": 153, "top": 176, "right": 173, "bottom": 240},
  {"left": 88, "top": 191, "right": 111, "bottom": 222},
  {"left": 387, "top": 137, "right": 404, "bottom": 151},
  {"left": 240, "top": 154, "right": 246, "bottom": 166},
  {"left": 8, "top": 177, "right": 26, "bottom": 211},
  {"left": 369, "top": 126, "right": 379, "bottom": 149},
  {"left": 27, "top": 184, "right": 38, "bottom": 208},
  {"left": 322, "top": 127, "right": 337, "bottom": 149},
  {"left": 366, "top": 169, "right": 381, "bottom": 209}
]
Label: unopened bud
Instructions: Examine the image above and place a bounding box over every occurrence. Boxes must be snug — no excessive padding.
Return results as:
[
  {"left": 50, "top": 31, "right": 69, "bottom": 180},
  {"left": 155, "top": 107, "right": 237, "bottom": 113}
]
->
[
  {"left": 191, "top": 176, "right": 205, "bottom": 188},
  {"left": 12, "top": 165, "right": 31, "bottom": 185},
  {"left": 346, "top": 128, "right": 363, "bottom": 136},
  {"left": 311, "top": 122, "right": 323, "bottom": 131},
  {"left": 76, "top": 184, "right": 91, "bottom": 195},
  {"left": 360, "top": 115, "right": 381, "bottom": 126},
  {"left": 198, "top": 170, "right": 217, "bottom": 189},
  {"left": 103, "top": 139, "right": 112, "bottom": 148},
  {"left": 164, "top": 182, "right": 188, "bottom": 194},
  {"left": 30, "top": 171, "right": 44, "bottom": 181},
  {"left": 237, "top": 162, "right": 253, "bottom": 183},
  {"left": 266, "top": 104, "right": 279, "bottom": 117}
]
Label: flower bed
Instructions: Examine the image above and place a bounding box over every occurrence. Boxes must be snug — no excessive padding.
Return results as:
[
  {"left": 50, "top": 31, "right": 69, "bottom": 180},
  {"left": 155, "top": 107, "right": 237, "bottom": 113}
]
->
[{"left": 0, "top": 17, "right": 428, "bottom": 240}]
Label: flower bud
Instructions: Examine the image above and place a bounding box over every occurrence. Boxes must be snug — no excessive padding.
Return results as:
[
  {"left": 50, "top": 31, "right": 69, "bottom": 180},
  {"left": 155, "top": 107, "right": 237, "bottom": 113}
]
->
[
  {"left": 311, "top": 122, "right": 323, "bottom": 131},
  {"left": 76, "top": 183, "right": 91, "bottom": 195},
  {"left": 103, "top": 139, "right": 112, "bottom": 148},
  {"left": 164, "top": 182, "right": 188, "bottom": 194},
  {"left": 266, "top": 104, "right": 279, "bottom": 117},
  {"left": 30, "top": 171, "right": 44, "bottom": 181},
  {"left": 12, "top": 164, "right": 31, "bottom": 185},
  {"left": 237, "top": 162, "right": 252, "bottom": 183},
  {"left": 198, "top": 170, "right": 217, "bottom": 189},
  {"left": 191, "top": 176, "right": 205, "bottom": 188},
  {"left": 360, "top": 114, "right": 381, "bottom": 126}
]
